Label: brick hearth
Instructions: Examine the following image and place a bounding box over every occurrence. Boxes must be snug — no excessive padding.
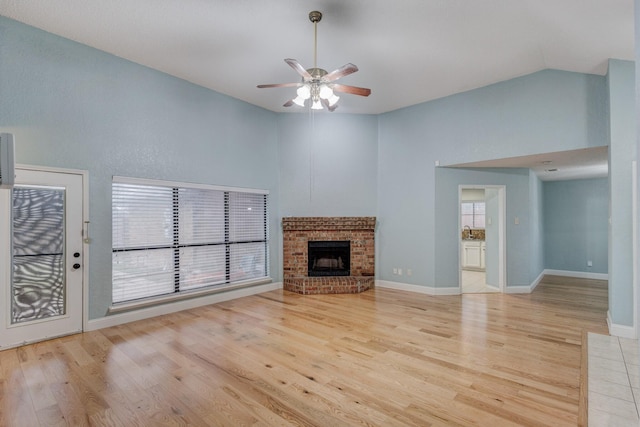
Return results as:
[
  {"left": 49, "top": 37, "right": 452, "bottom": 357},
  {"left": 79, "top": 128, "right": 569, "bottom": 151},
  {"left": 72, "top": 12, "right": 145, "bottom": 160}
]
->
[{"left": 282, "top": 217, "right": 376, "bottom": 294}]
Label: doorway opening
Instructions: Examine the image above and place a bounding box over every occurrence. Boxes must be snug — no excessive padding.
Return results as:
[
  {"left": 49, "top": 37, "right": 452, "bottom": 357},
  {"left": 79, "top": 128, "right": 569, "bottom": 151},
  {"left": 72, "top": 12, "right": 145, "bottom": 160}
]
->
[{"left": 458, "top": 185, "right": 506, "bottom": 293}]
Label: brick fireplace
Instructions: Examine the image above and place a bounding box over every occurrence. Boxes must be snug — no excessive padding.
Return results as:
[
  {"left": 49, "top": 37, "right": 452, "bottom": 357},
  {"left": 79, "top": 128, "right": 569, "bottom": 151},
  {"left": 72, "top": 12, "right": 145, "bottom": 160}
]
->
[{"left": 282, "top": 217, "right": 376, "bottom": 294}]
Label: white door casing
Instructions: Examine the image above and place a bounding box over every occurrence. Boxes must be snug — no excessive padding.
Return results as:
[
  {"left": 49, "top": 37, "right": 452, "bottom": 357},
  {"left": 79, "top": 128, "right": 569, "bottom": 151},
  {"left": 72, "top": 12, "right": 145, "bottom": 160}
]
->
[{"left": 458, "top": 185, "right": 506, "bottom": 293}]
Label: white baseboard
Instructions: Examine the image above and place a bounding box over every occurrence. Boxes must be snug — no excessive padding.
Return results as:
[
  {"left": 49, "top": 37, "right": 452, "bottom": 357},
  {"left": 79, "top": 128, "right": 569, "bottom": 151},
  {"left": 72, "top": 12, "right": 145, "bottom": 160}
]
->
[
  {"left": 378, "top": 269, "right": 600, "bottom": 297},
  {"left": 544, "top": 269, "right": 608, "bottom": 280},
  {"left": 530, "top": 270, "right": 545, "bottom": 292},
  {"left": 86, "top": 282, "right": 283, "bottom": 331},
  {"left": 504, "top": 285, "right": 533, "bottom": 294},
  {"left": 377, "top": 278, "right": 535, "bottom": 296},
  {"left": 376, "top": 280, "right": 459, "bottom": 295},
  {"left": 505, "top": 271, "right": 546, "bottom": 294},
  {"left": 607, "top": 310, "right": 637, "bottom": 339}
]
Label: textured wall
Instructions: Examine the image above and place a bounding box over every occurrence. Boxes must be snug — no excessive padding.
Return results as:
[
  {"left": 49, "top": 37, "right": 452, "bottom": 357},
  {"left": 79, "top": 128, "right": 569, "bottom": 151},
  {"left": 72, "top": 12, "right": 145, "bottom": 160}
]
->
[
  {"left": 529, "top": 173, "right": 545, "bottom": 282},
  {"left": 0, "top": 14, "right": 629, "bottom": 326},
  {"left": 435, "top": 168, "right": 532, "bottom": 288},
  {"left": 607, "top": 59, "right": 637, "bottom": 327},
  {"left": 277, "top": 113, "right": 378, "bottom": 218},
  {"left": 377, "top": 70, "right": 608, "bottom": 288},
  {"left": 0, "top": 16, "right": 280, "bottom": 319},
  {"left": 544, "top": 178, "right": 608, "bottom": 274}
]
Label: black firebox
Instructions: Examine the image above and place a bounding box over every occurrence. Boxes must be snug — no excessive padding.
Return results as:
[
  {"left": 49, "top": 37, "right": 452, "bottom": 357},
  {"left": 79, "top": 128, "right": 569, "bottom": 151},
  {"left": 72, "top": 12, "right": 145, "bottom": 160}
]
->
[{"left": 308, "top": 240, "right": 350, "bottom": 277}]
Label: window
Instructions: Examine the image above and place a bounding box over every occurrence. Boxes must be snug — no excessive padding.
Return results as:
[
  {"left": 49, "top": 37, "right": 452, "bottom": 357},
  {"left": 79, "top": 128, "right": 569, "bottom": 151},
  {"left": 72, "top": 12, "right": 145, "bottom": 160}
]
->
[
  {"left": 112, "top": 177, "right": 269, "bottom": 304},
  {"left": 461, "top": 202, "right": 485, "bottom": 228}
]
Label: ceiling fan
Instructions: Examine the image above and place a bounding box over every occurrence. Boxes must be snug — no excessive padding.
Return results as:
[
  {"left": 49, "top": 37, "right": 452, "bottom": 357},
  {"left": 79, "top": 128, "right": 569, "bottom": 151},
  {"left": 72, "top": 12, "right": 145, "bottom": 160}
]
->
[{"left": 257, "top": 11, "right": 371, "bottom": 112}]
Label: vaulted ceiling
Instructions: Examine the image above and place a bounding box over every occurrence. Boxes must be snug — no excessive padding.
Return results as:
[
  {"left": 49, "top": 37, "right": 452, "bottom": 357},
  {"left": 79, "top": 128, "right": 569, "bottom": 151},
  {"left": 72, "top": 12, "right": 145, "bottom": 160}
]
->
[{"left": 0, "top": 0, "right": 634, "bottom": 115}]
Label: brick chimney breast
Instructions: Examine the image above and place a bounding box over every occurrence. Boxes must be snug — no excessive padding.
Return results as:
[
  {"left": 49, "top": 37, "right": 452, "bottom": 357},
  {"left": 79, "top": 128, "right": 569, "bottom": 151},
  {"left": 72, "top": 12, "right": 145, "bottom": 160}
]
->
[{"left": 282, "top": 217, "right": 376, "bottom": 294}]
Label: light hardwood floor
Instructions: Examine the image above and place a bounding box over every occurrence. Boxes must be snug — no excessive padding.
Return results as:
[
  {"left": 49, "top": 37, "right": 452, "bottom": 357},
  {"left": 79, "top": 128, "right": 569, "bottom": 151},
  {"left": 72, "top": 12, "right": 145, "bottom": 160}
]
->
[{"left": 0, "top": 275, "right": 608, "bottom": 426}]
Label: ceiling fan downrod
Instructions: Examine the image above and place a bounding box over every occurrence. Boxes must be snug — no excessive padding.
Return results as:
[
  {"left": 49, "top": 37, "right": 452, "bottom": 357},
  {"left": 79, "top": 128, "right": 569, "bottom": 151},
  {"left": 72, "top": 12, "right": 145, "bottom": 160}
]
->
[{"left": 309, "top": 11, "right": 322, "bottom": 69}]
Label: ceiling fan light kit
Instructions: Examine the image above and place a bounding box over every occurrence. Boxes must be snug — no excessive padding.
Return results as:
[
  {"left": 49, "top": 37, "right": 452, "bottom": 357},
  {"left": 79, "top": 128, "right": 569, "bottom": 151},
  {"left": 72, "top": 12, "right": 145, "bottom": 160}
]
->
[{"left": 257, "top": 10, "right": 371, "bottom": 112}]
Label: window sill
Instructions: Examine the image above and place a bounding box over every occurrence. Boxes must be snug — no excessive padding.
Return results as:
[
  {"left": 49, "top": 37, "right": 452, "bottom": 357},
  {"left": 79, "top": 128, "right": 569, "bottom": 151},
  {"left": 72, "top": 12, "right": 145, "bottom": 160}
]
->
[{"left": 107, "top": 277, "right": 273, "bottom": 315}]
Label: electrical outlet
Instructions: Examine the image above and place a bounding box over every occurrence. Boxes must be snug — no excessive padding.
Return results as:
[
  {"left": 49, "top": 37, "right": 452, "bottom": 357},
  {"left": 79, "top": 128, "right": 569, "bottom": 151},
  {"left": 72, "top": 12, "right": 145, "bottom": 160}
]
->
[
  {"left": 393, "top": 268, "right": 398, "bottom": 275},
  {"left": 587, "top": 260, "right": 593, "bottom": 267},
  {"left": 398, "top": 268, "right": 403, "bottom": 276}
]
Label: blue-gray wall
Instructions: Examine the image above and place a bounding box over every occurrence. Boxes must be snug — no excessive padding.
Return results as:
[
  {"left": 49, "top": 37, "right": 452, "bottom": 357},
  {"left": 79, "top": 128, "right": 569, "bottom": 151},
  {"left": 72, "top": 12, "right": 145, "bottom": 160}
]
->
[
  {"left": 529, "top": 174, "right": 545, "bottom": 280},
  {"left": 636, "top": 0, "right": 640, "bottom": 336},
  {"left": 277, "top": 113, "right": 378, "bottom": 217},
  {"left": 1, "top": 15, "right": 632, "bottom": 327},
  {"left": 544, "top": 178, "right": 609, "bottom": 274},
  {"left": 485, "top": 188, "right": 501, "bottom": 287},
  {"left": 277, "top": 113, "right": 378, "bottom": 281},
  {"left": 435, "top": 168, "right": 534, "bottom": 288},
  {"left": 377, "top": 70, "right": 608, "bottom": 288},
  {"left": 608, "top": 59, "right": 636, "bottom": 327},
  {"left": 0, "top": 16, "right": 281, "bottom": 320}
]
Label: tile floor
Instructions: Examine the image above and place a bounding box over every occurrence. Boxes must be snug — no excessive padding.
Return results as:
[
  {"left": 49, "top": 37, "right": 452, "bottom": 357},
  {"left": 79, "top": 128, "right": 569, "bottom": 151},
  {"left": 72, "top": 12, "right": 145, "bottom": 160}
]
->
[
  {"left": 461, "top": 269, "right": 500, "bottom": 293},
  {"left": 588, "top": 332, "right": 640, "bottom": 426}
]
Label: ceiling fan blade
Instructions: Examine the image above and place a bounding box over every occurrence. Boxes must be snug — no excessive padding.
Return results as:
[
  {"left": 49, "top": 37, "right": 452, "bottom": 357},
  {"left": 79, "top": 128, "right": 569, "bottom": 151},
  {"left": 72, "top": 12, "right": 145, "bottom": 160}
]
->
[
  {"left": 324, "top": 63, "right": 359, "bottom": 82},
  {"left": 285, "top": 58, "right": 312, "bottom": 80},
  {"left": 332, "top": 84, "right": 371, "bottom": 97},
  {"left": 283, "top": 100, "right": 295, "bottom": 107},
  {"left": 257, "top": 82, "right": 300, "bottom": 89}
]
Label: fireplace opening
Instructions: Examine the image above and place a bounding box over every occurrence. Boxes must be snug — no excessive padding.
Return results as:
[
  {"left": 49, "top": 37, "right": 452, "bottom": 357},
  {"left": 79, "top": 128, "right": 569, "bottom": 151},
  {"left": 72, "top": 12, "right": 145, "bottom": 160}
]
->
[{"left": 308, "top": 240, "right": 350, "bottom": 277}]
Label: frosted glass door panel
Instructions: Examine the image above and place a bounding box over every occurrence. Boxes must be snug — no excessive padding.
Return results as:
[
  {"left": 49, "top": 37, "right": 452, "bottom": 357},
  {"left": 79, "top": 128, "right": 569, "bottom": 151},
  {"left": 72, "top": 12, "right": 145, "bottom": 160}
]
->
[{"left": 12, "top": 187, "right": 66, "bottom": 323}]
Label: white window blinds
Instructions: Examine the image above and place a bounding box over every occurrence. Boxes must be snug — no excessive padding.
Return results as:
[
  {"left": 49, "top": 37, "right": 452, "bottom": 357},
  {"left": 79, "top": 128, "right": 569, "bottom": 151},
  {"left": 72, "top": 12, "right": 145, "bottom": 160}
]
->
[{"left": 112, "top": 177, "right": 269, "bottom": 304}]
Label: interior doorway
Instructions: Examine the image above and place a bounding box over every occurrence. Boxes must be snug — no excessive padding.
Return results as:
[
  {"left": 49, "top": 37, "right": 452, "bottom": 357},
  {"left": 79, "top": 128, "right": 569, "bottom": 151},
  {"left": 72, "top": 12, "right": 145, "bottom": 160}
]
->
[{"left": 459, "top": 185, "right": 506, "bottom": 293}]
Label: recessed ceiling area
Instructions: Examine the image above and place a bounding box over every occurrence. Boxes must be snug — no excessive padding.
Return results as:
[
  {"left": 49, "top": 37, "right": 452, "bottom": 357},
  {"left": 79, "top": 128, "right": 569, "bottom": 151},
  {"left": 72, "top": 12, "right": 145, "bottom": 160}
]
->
[
  {"left": 446, "top": 146, "right": 609, "bottom": 181},
  {"left": 0, "top": 0, "right": 633, "bottom": 114}
]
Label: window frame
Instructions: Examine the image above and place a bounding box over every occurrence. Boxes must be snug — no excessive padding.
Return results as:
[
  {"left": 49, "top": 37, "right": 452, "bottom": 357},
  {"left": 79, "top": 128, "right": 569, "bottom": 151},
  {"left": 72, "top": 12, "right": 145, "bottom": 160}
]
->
[
  {"left": 461, "top": 201, "right": 486, "bottom": 229},
  {"left": 110, "top": 176, "right": 270, "bottom": 311}
]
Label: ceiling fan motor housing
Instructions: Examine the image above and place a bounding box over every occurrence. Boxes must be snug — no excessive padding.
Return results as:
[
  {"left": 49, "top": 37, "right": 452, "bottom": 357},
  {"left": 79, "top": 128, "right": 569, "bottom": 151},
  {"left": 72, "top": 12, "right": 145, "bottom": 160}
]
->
[
  {"left": 306, "top": 67, "right": 328, "bottom": 82},
  {"left": 309, "top": 11, "right": 322, "bottom": 23}
]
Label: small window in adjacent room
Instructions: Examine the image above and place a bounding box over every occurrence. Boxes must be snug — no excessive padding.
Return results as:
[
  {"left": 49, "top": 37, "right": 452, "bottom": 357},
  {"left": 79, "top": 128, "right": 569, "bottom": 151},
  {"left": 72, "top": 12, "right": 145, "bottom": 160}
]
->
[
  {"left": 112, "top": 177, "right": 269, "bottom": 305},
  {"left": 461, "top": 202, "right": 485, "bottom": 228}
]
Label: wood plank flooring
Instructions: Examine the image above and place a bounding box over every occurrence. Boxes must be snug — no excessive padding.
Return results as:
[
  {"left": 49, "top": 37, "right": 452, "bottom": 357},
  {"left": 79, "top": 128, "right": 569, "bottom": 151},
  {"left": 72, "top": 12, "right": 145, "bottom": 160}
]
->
[{"left": 0, "top": 275, "right": 608, "bottom": 426}]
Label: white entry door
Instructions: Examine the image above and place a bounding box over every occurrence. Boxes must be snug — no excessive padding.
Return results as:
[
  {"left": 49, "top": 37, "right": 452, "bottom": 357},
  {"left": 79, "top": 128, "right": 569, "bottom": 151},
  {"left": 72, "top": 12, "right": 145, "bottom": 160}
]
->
[{"left": 0, "top": 168, "right": 85, "bottom": 349}]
